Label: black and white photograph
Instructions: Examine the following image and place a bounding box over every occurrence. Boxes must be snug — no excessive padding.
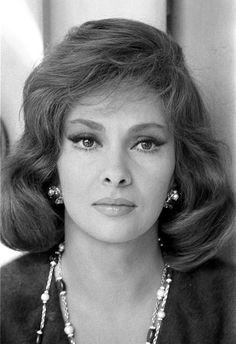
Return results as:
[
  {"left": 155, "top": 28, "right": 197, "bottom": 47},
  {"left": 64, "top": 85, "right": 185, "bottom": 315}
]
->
[{"left": 1, "top": 1, "right": 236, "bottom": 343}]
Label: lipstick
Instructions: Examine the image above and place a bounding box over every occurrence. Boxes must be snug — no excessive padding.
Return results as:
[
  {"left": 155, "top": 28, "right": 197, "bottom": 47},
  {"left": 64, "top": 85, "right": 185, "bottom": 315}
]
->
[{"left": 92, "top": 198, "right": 137, "bottom": 217}]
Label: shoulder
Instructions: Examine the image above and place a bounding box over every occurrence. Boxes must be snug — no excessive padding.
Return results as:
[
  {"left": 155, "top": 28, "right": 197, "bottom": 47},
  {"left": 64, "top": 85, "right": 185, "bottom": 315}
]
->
[
  {"left": 180, "top": 257, "right": 236, "bottom": 293},
  {"left": 1, "top": 252, "right": 51, "bottom": 343},
  {"left": 178, "top": 258, "right": 236, "bottom": 319},
  {"left": 1, "top": 250, "right": 50, "bottom": 273},
  {"left": 161, "top": 258, "right": 236, "bottom": 344},
  {"left": 1, "top": 252, "right": 50, "bottom": 297}
]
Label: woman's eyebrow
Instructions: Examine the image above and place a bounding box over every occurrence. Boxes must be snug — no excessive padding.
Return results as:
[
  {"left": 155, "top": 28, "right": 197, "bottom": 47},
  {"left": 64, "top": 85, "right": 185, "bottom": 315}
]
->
[
  {"left": 128, "top": 123, "right": 166, "bottom": 134},
  {"left": 68, "top": 119, "right": 165, "bottom": 133},
  {"left": 69, "top": 118, "right": 105, "bottom": 131}
]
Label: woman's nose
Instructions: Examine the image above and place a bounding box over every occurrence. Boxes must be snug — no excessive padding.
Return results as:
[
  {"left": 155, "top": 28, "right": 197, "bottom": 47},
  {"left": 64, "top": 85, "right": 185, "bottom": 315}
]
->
[{"left": 100, "top": 153, "right": 132, "bottom": 187}]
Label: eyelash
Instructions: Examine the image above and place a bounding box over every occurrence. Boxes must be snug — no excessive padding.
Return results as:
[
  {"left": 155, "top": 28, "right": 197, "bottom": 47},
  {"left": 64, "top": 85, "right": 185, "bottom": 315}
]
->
[
  {"left": 68, "top": 134, "right": 100, "bottom": 151},
  {"left": 134, "top": 138, "right": 164, "bottom": 153},
  {"left": 67, "top": 134, "right": 164, "bottom": 153}
]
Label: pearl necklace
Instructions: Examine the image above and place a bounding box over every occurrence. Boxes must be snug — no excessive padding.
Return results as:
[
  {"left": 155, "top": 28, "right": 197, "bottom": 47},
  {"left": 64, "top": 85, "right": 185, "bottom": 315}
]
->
[{"left": 36, "top": 243, "right": 172, "bottom": 344}]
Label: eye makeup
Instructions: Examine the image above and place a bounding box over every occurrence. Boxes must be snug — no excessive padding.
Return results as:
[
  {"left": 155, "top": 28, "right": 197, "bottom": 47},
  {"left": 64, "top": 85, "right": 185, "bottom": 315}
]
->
[
  {"left": 132, "top": 136, "right": 167, "bottom": 153},
  {"left": 65, "top": 118, "right": 170, "bottom": 154},
  {"left": 67, "top": 132, "right": 102, "bottom": 151},
  {"left": 67, "top": 129, "right": 168, "bottom": 155}
]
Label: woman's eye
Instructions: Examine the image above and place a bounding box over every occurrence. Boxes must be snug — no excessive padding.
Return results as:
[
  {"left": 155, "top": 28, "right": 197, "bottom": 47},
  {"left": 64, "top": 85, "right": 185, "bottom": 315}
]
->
[
  {"left": 138, "top": 141, "right": 153, "bottom": 150},
  {"left": 68, "top": 135, "right": 100, "bottom": 151},
  {"left": 134, "top": 139, "right": 160, "bottom": 152},
  {"left": 80, "top": 138, "right": 96, "bottom": 148}
]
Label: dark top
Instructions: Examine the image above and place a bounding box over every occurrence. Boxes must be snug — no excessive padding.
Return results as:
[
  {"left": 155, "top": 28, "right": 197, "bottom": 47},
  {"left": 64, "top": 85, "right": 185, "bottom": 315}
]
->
[{"left": 1, "top": 252, "right": 236, "bottom": 344}]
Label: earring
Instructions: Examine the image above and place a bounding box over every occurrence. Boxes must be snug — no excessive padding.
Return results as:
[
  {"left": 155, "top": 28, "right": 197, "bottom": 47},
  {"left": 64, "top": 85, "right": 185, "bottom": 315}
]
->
[
  {"left": 163, "top": 189, "right": 179, "bottom": 209},
  {"left": 48, "top": 186, "right": 64, "bottom": 205}
]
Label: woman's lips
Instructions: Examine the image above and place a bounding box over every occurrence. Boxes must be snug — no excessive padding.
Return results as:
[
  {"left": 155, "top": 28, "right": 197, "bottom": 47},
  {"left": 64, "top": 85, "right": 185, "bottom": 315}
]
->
[{"left": 92, "top": 198, "right": 137, "bottom": 217}]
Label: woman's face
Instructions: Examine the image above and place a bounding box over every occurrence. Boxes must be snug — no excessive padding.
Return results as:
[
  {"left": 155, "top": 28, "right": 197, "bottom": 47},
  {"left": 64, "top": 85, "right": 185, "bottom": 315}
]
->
[{"left": 57, "top": 89, "right": 175, "bottom": 244}]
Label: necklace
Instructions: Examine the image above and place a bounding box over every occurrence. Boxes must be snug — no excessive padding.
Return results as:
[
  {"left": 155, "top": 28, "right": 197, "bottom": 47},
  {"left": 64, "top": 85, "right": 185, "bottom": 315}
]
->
[{"left": 36, "top": 243, "right": 172, "bottom": 344}]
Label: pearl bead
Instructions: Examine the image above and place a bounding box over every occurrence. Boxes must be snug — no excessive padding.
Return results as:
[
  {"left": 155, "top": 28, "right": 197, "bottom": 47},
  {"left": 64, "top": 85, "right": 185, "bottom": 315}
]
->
[
  {"left": 157, "top": 309, "right": 166, "bottom": 320},
  {"left": 157, "top": 288, "right": 165, "bottom": 300},
  {"left": 166, "top": 277, "right": 172, "bottom": 283},
  {"left": 59, "top": 243, "right": 65, "bottom": 252},
  {"left": 64, "top": 323, "right": 74, "bottom": 337},
  {"left": 173, "top": 194, "right": 179, "bottom": 200},
  {"left": 48, "top": 189, "right": 55, "bottom": 196},
  {"left": 41, "top": 291, "right": 49, "bottom": 303},
  {"left": 50, "top": 261, "right": 57, "bottom": 267}
]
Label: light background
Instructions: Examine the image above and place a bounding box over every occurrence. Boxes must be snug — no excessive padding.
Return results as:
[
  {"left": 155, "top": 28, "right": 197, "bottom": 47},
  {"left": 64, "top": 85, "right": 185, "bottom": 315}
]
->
[{"left": 1, "top": 0, "right": 236, "bottom": 266}]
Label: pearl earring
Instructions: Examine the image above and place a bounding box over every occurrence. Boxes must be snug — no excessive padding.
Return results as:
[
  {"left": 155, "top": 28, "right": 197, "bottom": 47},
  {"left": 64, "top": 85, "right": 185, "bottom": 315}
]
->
[
  {"left": 48, "top": 186, "right": 64, "bottom": 205},
  {"left": 163, "top": 189, "right": 179, "bottom": 209}
]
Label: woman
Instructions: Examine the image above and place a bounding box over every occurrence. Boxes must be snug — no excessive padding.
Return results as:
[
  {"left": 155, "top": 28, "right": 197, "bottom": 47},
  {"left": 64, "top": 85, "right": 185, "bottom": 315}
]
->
[{"left": 1, "top": 18, "right": 235, "bottom": 344}]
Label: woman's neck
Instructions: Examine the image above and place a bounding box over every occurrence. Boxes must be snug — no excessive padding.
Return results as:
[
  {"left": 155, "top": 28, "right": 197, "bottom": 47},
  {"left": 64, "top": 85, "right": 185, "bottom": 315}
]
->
[{"left": 62, "top": 222, "right": 164, "bottom": 310}]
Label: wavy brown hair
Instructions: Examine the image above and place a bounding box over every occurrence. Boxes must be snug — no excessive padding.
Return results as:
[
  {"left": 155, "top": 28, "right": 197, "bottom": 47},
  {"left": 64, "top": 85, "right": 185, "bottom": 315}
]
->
[{"left": 1, "top": 18, "right": 235, "bottom": 271}]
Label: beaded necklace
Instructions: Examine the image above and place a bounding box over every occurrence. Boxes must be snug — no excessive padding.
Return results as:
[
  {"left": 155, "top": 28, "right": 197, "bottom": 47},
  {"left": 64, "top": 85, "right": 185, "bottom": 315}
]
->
[{"left": 36, "top": 243, "right": 172, "bottom": 344}]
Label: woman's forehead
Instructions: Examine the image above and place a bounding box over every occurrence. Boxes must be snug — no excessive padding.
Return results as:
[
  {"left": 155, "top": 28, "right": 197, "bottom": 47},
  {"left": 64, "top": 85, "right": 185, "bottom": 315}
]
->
[
  {"left": 67, "top": 85, "right": 163, "bottom": 118},
  {"left": 66, "top": 90, "right": 165, "bottom": 126}
]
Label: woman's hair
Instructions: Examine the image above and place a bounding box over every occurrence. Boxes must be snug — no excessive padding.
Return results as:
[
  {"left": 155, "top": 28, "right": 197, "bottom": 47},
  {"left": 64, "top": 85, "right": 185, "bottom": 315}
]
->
[{"left": 1, "top": 18, "right": 235, "bottom": 271}]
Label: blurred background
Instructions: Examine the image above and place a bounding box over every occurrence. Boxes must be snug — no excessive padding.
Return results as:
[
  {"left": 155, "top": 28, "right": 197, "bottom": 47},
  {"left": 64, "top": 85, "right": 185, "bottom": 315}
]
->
[{"left": 1, "top": 0, "right": 236, "bottom": 265}]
